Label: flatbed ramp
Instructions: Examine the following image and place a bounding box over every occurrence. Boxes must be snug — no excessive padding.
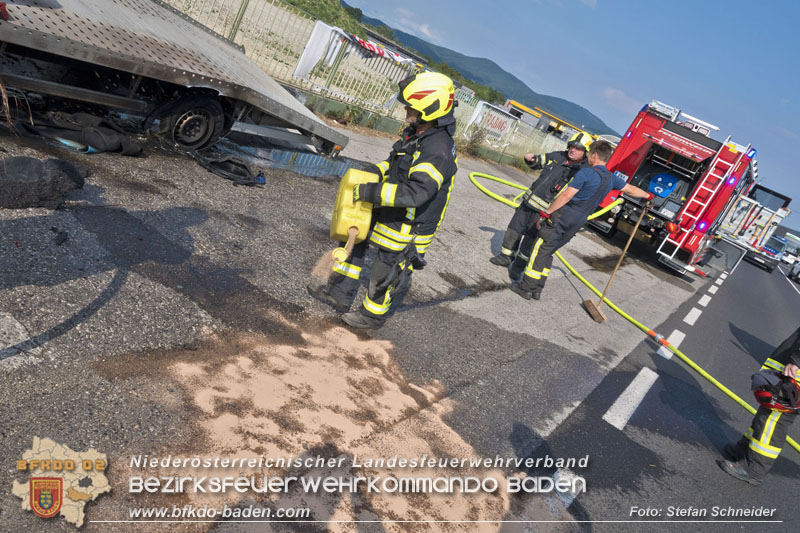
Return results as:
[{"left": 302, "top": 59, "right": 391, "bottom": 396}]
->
[{"left": 0, "top": 0, "right": 348, "bottom": 154}]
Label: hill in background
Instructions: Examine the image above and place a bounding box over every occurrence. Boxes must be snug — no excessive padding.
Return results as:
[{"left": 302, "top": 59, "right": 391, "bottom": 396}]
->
[{"left": 355, "top": 7, "right": 618, "bottom": 135}]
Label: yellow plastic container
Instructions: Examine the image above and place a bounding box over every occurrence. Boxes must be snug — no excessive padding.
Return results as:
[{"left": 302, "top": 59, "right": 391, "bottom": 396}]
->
[{"left": 330, "top": 168, "right": 379, "bottom": 244}]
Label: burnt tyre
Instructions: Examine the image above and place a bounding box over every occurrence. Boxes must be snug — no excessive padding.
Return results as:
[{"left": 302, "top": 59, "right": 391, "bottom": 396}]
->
[{"left": 158, "top": 96, "right": 226, "bottom": 150}]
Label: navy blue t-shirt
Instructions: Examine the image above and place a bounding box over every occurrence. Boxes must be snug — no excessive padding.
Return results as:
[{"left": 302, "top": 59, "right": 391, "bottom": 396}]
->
[{"left": 568, "top": 165, "right": 627, "bottom": 203}]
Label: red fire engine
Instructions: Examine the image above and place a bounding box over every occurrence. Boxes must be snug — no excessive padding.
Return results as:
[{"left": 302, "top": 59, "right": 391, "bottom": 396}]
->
[{"left": 590, "top": 100, "right": 757, "bottom": 273}]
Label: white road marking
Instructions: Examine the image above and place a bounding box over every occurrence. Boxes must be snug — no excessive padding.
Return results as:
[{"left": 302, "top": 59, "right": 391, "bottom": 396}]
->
[
  {"left": 778, "top": 266, "right": 800, "bottom": 296},
  {"left": 683, "top": 307, "right": 702, "bottom": 326},
  {"left": 698, "top": 295, "right": 712, "bottom": 307},
  {"left": 720, "top": 273, "right": 728, "bottom": 280},
  {"left": 657, "top": 329, "right": 686, "bottom": 360},
  {"left": 602, "top": 367, "right": 659, "bottom": 430},
  {"left": 708, "top": 285, "right": 718, "bottom": 294},
  {"left": 715, "top": 277, "right": 724, "bottom": 285}
]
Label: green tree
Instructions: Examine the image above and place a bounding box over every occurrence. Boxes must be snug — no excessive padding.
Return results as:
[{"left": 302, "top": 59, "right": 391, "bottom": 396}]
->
[
  {"left": 343, "top": 6, "right": 362, "bottom": 21},
  {"left": 281, "top": 0, "right": 363, "bottom": 36},
  {"left": 365, "top": 23, "right": 396, "bottom": 42}
]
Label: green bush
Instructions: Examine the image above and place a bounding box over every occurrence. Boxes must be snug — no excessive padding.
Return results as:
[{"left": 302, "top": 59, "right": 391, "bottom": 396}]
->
[
  {"left": 281, "top": 0, "right": 364, "bottom": 37},
  {"left": 344, "top": 104, "right": 364, "bottom": 125},
  {"left": 325, "top": 108, "right": 346, "bottom": 121},
  {"left": 457, "top": 125, "right": 487, "bottom": 156}
]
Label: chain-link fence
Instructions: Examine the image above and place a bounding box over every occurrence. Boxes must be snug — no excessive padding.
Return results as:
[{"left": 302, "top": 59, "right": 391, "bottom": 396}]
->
[{"left": 164, "top": 0, "right": 567, "bottom": 159}]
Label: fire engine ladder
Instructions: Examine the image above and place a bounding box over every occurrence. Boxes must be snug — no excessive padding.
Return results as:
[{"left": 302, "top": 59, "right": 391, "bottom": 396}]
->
[{"left": 657, "top": 137, "right": 750, "bottom": 260}]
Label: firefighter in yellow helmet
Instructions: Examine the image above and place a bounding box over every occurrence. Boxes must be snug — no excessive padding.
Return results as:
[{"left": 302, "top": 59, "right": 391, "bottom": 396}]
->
[
  {"left": 490, "top": 131, "right": 593, "bottom": 280},
  {"left": 308, "top": 72, "right": 458, "bottom": 329}
]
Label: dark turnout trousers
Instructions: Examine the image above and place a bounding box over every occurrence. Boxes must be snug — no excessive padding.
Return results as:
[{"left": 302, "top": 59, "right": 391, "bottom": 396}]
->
[
  {"left": 517, "top": 208, "right": 585, "bottom": 292},
  {"left": 731, "top": 406, "right": 796, "bottom": 480},
  {"left": 326, "top": 239, "right": 415, "bottom": 325},
  {"left": 498, "top": 204, "right": 541, "bottom": 261}
]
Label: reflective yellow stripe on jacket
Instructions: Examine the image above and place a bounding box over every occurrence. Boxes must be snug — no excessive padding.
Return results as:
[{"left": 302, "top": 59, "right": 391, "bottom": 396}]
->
[
  {"left": 414, "top": 233, "right": 436, "bottom": 254},
  {"left": 761, "top": 358, "right": 785, "bottom": 372},
  {"left": 410, "top": 162, "right": 444, "bottom": 189},
  {"left": 376, "top": 160, "right": 390, "bottom": 181},
  {"left": 379, "top": 183, "right": 398, "bottom": 206}
]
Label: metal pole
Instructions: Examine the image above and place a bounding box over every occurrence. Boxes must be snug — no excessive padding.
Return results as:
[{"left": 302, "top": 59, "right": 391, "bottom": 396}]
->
[
  {"left": 500, "top": 121, "right": 518, "bottom": 162},
  {"left": 227, "top": 0, "right": 251, "bottom": 42},
  {"left": 325, "top": 40, "right": 347, "bottom": 89}
]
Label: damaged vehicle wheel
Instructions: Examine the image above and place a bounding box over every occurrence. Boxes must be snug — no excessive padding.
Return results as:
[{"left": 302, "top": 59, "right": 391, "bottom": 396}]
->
[{"left": 158, "top": 96, "right": 226, "bottom": 150}]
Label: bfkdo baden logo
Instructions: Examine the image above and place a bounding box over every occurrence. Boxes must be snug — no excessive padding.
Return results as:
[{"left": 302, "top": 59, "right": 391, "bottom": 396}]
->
[
  {"left": 13, "top": 437, "right": 111, "bottom": 527},
  {"left": 31, "top": 477, "right": 63, "bottom": 518}
]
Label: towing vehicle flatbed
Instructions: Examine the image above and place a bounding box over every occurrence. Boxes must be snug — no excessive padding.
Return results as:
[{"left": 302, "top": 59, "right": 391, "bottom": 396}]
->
[{"left": 0, "top": 0, "right": 348, "bottom": 154}]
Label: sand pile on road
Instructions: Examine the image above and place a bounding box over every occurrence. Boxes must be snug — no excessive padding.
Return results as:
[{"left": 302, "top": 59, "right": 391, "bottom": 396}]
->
[{"left": 147, "top": 325, "right": 577, "bottom": 531}]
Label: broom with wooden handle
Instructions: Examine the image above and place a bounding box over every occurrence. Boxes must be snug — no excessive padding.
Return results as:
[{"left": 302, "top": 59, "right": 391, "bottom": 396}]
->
[{"left": 583, "top": 201, "right": 650, "bottom": 323}]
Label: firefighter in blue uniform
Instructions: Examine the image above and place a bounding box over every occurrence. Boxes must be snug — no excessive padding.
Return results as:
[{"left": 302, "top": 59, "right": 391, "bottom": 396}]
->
[
  {"left": 718, "top": 325, "right": 800, "bottom": 485},
  {"left": 490, "top": 131, "right": 592, "bottom": 279},
  {"left": 308, "top": 72, "right": 458, "bottom": 329},
  {"left": 510, "top": 140, "right": 653, "bottom": 300}
]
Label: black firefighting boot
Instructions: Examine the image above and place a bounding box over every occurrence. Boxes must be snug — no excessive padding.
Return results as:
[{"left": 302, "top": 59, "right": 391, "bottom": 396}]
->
[
  {"left": 723, "top": 442, "right": 746, "bottom": 462},
  {"left": 716, "top": 459, "right": 761, "bottom": 486},
  {"left": 510, "top": 281, "right": 541, "bottom": 300},
  {"left": 342, "top": 311, "right": 384, "bottom": 330},
  {"left": 307, "top": 281, "right": 350, "bottom": 311},
  {"left": 490, "top": 253, "right": 513, "bottom": 267}
]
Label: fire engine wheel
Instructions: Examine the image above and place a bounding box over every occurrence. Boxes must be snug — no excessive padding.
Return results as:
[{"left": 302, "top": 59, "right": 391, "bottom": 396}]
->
[{"left": 161, "top": 96, "right": 225, "bottom": 150}]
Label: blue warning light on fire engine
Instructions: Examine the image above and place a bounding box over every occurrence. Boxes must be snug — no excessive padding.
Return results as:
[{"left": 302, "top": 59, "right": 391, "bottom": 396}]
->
[
  {"left": 698, "top": 222, "right": 707, "bottom": 231},
  {"left": 747, "top": 148, "right": 757, "bottom": 159}
]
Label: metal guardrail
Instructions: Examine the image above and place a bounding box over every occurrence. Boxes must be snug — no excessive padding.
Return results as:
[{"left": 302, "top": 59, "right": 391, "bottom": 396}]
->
[{"left": 165, "top": 0, "right": 568, "bottom": 160}]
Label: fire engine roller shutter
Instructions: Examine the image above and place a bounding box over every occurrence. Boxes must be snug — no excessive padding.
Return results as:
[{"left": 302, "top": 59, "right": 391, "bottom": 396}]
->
[{"left": 662, "top": 121, "right": 723, "bottom": 151}]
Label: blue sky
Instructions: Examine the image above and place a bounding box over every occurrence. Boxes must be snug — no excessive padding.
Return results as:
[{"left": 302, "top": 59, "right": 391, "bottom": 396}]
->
[{"left": 347, "top": 0, "right": 800, "bottom": 229}]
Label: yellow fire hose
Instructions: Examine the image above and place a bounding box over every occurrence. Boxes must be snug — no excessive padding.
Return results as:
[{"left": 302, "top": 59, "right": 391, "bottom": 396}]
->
[{"left": 469, "top": 171, "right": 800, "bottom": 454}]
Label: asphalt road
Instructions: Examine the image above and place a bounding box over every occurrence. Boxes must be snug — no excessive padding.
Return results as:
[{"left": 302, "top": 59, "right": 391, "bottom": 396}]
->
[{"left": 533, "top": 258, "right": 800, "bottom": 532}]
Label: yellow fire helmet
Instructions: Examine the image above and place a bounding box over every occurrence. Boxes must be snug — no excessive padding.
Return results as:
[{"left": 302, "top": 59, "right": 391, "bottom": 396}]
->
[
  {"left": 567, "top": 131, "right": 593, "bottom": 152},
  {"left": 397, "top": 72, "right": 455, "bottom": 122}
]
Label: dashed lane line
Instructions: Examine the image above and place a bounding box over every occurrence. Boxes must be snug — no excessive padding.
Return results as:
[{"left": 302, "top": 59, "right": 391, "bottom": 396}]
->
[
  {"left": 602, "top": 367, "right": 659, "bottom": 431},
  {"left": 657, "top": 329, "right": 686, "bottom": 360},
  {"left": 683, "top": 307, "right": 702, "bottom": 326},
  {"left": 698, "top": 295, "right": 712, "bottom": 307},
  {"left": 708, "top": 285, "right": 719, "bottom": 294},
  {"left": 715, "top": 277, "right": 724, "bottom": 285}
]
